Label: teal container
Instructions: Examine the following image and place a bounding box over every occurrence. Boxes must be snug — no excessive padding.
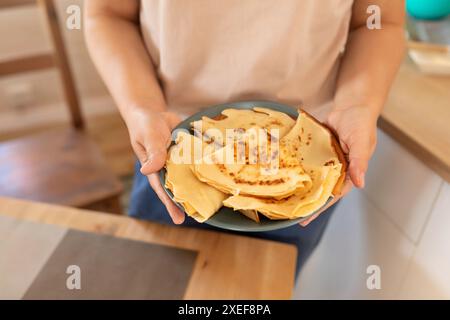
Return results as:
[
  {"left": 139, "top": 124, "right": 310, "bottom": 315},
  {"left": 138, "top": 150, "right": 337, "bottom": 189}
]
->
[{"left": 407, "top": 0, "right": 450, "bottom": 20}]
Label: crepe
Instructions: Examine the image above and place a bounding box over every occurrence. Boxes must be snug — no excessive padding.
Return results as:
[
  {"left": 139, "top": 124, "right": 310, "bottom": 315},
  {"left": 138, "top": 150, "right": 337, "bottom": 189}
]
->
[
  {"left": 165, "top": 131, "right": 227, "bottom": 222},
  {"left": 223, "top": 164, "right": 341, "bottom": 219},
  {"left": 191, "top": 107, "right": 295, "bottom": 147},
  {"left": 281, "top": 110, "right": 347, "bottom": 195},
  {"left": 191, "top": 132, "right": 312, "bottom": 199},
  {"left": 222, "top": 110, "right": 347, "bottom": 219}
]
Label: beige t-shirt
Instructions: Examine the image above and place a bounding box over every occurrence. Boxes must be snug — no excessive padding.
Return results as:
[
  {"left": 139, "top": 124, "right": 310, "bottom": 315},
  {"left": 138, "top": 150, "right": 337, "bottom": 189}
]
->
[{"left": 140, "top": 0, "right": 353, "bottom": 118}]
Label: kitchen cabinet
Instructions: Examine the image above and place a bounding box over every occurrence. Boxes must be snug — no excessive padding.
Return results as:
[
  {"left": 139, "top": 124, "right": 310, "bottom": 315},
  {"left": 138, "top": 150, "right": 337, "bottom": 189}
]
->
[{"left": 294, "top": 130, "right": 449, "bottom": 299}]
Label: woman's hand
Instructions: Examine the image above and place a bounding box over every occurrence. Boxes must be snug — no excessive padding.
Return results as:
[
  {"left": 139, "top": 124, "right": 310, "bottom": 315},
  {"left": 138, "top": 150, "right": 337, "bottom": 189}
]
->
[
  {"left": 125, "top": 109, "right": 185, "bottom": 224},
  {"left": 300, "top": 105, "right": 378, "bottom": 227},
  {"left": 85, "top": 1, "right": 185, "bottom": 223}
]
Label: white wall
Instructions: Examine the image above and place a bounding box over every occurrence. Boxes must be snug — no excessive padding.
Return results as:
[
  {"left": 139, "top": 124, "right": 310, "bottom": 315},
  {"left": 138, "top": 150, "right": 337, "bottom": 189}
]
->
[{"left": 294, "top": 129, "right": 449, "bottom": 299}]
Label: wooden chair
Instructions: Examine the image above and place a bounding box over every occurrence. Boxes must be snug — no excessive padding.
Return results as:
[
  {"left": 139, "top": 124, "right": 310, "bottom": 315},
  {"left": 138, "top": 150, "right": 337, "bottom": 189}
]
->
[{"left": 0, "top": 0, "right": 123, "bottom": 213}]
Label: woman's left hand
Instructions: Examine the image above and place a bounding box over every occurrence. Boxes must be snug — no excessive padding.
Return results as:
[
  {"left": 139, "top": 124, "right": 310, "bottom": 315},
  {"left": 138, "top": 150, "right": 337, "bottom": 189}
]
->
[{"left": 300, "top": 105, "right": 378, "bottom": 227}]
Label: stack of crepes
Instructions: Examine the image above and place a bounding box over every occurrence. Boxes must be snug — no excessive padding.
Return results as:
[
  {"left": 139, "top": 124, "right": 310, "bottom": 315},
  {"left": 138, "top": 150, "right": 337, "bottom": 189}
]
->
[{"left": 164, "top": 107, "right": 347, "bottom": 223}]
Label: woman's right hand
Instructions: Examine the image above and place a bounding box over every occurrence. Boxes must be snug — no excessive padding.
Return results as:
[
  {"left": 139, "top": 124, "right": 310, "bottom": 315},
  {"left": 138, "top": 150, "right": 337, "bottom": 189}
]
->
[{"left": 125, "top": 109, "right": 185, "bottom": 224}]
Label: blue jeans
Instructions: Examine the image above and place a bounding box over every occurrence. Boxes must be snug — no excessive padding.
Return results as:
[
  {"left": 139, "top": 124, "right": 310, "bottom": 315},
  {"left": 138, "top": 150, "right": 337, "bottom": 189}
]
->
[{"left": 129, "top": 162, "right": 335, "bottom": 276}]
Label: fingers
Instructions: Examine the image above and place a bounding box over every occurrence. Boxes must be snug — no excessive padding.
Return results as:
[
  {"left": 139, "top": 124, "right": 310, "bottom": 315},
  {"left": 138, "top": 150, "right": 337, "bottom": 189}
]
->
[
  {"left": 347, "top": 135, "right": 374, "bottom": 188},
  {"left": 340, "top": 176, "right": 354, "bottom": 197},
  {"left": 140, "top": 149, "right": 167, "bottom": 176},
  {"left": 139, "top": 112, "right": 182, "bottom": 176},
  {"left": 299, "top": 197, "right": 337, "bottom": 227},
  {"left": 144, "top": 113, "right": 184, "bottom": 224},
  {"left": 140, "top": 124, "right": 171, "bottom": 175},
  {"left": 128, "top": 110, "right": 185, "bottom": 225},
  {"left": 326, "top": 107, "right": 377, "bottom": 189},
  {"left": 299, "top": 212, "right": 321, "bottom": 227},
  {"left": 148, "top": 174, "right": 185, "bottom": 225},
  {"left": 139, "top": 130, "right": 171, "bottom": 176}
]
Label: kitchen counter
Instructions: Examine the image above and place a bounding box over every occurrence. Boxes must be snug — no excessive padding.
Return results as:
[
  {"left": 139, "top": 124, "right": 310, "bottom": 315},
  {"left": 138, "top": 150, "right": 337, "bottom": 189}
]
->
[{"left": 379, "top": 58, "right": 450, "bottom": 182}]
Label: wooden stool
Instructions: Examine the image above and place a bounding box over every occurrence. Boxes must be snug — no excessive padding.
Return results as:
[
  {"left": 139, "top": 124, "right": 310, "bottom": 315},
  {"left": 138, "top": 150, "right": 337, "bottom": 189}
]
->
[{"left": 0, "top": 129, "right": 123, "bottom": 213}]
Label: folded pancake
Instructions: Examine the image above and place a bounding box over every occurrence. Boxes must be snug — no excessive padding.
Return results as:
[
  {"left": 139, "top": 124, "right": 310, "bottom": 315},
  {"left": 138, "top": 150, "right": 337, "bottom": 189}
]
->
[
  {"left": 223, "top": 164, "right": 342, "bottom": 219},
  {"left": 282, "top": 110, "right": 347, "bottom": 196},
  {"left": 191, "top": 107, "right": 295, "bottom": 146},
  {"left": 191, "top": 137, "right": 311, "bottom": 199},
  {"left": 165, "top": 131, "right": 227, "bottom": 222},
  {"left": 222, "top": 110, "right": 347, "bottom": 219}
]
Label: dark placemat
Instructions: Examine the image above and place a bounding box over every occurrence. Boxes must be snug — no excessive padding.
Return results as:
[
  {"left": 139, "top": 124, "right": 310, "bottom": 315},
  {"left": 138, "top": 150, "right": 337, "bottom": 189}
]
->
[{"left": 23, "top": 229, "right": 198, "bottom": 300}]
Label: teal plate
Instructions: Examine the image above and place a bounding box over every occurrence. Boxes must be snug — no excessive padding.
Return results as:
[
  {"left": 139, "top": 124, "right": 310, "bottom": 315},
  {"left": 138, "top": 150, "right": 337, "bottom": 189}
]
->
[{"left": 159, "top": 101, "right": 333, "bottom": 232}]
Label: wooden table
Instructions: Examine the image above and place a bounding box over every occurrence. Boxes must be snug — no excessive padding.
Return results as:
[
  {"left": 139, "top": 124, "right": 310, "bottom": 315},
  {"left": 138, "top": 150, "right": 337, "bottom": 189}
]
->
[
  {"left": 380, "top": 58, "right": 450, "bottom": 182},
  {"left": 0, "top": 197, "right": 296, "bottom": 299}
]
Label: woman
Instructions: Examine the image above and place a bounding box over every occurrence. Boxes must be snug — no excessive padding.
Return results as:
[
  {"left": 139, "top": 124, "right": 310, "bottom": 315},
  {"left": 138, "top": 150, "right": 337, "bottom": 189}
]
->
[{"left": 85, "top": 0, "right": 405, "bottom": 274}]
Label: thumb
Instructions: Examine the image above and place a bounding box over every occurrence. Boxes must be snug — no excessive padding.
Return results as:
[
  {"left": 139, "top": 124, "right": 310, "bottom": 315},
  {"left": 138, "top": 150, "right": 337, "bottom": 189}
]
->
[
  {"left": 140, "top": 129, "right": 171, "bottom": 176},
  {"left": 348, "top": 138, "right": 371, "bottom": 189},
  {"left": 139, "top": 112, "right": 181, "bottom": 176},
  {"left": 140, "top": 148, "right": 167, "bottom": 176}
]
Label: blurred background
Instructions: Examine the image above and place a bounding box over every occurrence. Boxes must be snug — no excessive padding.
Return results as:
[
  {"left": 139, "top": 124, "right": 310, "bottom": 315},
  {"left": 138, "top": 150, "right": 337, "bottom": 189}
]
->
[{"left": 0, "top": 0, "right": 449, "bottom": 300}]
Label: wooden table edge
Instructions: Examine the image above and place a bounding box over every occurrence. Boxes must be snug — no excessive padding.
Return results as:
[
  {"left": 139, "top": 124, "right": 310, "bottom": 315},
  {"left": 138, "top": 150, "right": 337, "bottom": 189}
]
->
[{"left": 0, "top": 196, "right": 297, "bottom": 300}]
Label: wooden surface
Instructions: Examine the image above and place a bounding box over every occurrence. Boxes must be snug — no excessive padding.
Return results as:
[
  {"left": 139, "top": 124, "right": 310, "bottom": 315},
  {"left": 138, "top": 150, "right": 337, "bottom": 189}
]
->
[
  {"left": 0, "top": 53, "right": 54, "bottom": 76},
  {"left": 0, "top": 128, "right": 123, "bottom": 212},
  {"left": 0, "top": 0, "right": 35, "bottom": 9},
  {"left": 0, "top": 197, "right": 297, "bottom": 299},
  {"left": 380, "top": 58, "right": 450, "bottom": 182},
  {"left": 0, "top": 111, "right": 136, "bottom": 178}
]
